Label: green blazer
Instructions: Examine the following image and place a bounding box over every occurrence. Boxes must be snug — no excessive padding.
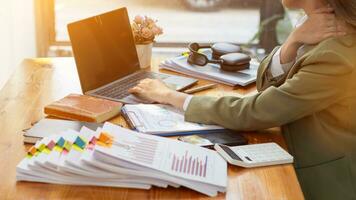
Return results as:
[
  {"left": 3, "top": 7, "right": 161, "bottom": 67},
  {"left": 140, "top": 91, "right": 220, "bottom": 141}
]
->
[{"left": 184, "top": 34, "right": 356, "bottom": 200}]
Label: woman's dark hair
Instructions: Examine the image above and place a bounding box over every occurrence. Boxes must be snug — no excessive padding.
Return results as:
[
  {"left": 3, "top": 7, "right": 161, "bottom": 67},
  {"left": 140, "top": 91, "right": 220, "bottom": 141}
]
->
[{"left": 327, "top": 0, "right": 356, "bottom": 27}]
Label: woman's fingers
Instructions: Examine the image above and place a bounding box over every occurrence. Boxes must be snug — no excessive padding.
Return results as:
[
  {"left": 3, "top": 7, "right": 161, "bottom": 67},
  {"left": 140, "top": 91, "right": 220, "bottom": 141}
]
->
[
  {"left": 324, "top": 18, "right": 348, "bottom": 33},
  {"left": 322, "top": 33, "right": 336, "bottom": 40},
  {"left": 326, "top": 19, "right": 337, "bottom": 27},
  {"left": 313, "top": 7, "right": 334, "bottom": 14},
  {"left": 128, "top": 86, "right": 143, "bottom": 94},
  {"left": 325, "top": 13, "right": 335, "bottom": 18},
  {"left": 337, "top": 21, "right": 349, "bottom": 32},
  {"left": 138, "top": 78, "right": 151, "bottom": 85},
  {"left": 326, "top": 26, "right": 338, "bottom": 32},
  {"left": 322, "top": 31, "right": 346, "bottom": 40}
]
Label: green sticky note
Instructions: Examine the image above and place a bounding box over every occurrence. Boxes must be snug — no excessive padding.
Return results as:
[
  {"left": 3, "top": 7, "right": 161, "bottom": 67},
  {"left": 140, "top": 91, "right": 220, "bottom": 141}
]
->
[
  {"left": 38, "top": 144, "right": 46, "bottom": 152},
  {"left": 63, "top": 141, "right": 72, "bottom": 151}
]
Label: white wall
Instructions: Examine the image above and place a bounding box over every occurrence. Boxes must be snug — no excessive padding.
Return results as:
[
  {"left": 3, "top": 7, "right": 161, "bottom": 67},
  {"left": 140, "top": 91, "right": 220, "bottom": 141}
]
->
[{"left": 0, "top": 0, "right": 36, "bottom": 89}]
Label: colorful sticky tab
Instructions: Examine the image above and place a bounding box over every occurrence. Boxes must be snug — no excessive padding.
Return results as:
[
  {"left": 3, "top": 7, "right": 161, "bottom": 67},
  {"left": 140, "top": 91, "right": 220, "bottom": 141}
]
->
[
  {"left": 42, "top": 148, "right": 51, "bottom": 154},
  {"left": 38, "top": 144, "right": 47, "bottom": 152},
  {"left": 74, "top": 136, "right": 87, "bottom": 149},
  {"left": 90, "top": 137, "right": 97, "bottom": 145},
  {"left": 72, "top": 144, "right": 84, "bottom": 152},
  {"left": 87, "top": 143, "right": 95, "bottom": 150},
  {"left": 62, "top": 148, "right": 69, "bottom": 155},
  {"left": 97, "top": 132, "right": 114, "bottom": 147},
  {"left": 46, "top": 140, "right": 56, "bottom": 150},
  {"left": 54, "top": 145, "right": 64, "bottom": 152},
  {"left": 28, "top": 146, "right": 37, "bottom": 156},
  {"left": 57, "top": 137, "right": 65, "bottom": 147},
  {"left": 98, "top": 132, "right": 113, "bottom": 144},
  {"left": 63, "top": 141, "right": 72, "bottom": 151}
]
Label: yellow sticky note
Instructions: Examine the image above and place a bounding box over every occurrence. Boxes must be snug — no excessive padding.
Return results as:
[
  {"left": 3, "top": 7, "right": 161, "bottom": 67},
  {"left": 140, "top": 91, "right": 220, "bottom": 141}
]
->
[
  {"left": 54, "top": 145, "right": 63, "bottom": 152},
  {"left": 72, "top": 144, "right": 84, "bottom": 152},
  {"left": 42, "top": 148, "right": 51, "bottom": 154},
  {"left": 63, "top": 141, "right": 72, "bottom": 151},
  {"left": 38, "top": 144, "right": 46, "bottom": 152}
]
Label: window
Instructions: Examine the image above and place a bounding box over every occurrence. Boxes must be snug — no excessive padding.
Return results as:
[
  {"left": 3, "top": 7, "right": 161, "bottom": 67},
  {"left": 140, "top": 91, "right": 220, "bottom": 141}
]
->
[{"left": 35, "top": 0, "right": 300, "bottom": 57}]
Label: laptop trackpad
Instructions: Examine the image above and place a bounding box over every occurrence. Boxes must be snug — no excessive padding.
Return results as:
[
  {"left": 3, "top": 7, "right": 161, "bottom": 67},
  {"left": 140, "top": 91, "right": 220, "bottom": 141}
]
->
[{"left": 121, "top": 94, "right": 154, "bottom": 104}]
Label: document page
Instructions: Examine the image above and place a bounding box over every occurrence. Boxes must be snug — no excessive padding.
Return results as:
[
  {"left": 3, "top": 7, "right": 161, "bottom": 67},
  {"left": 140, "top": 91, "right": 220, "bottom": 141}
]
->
[
  {"left": 95, "top": 123, "right": 227, "bottom": 188},
  {"left": 123, "top": 104, "right": 224, "bottom": 134}
]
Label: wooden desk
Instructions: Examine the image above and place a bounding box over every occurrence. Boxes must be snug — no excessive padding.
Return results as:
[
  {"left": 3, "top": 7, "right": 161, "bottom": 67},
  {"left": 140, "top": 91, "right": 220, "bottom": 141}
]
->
[{"left": 0, "top": 57, "right": 304, "bottom": 200}]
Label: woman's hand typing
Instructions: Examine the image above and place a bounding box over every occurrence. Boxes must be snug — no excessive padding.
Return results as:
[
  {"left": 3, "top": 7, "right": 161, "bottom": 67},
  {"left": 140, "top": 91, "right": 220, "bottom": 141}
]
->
[{"left": 128, "top": 79, "right": 188, "bottom": 110}]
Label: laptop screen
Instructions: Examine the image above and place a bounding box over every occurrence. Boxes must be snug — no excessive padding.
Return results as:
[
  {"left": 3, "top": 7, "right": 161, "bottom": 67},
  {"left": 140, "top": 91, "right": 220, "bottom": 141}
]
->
[{"left": 68, "top": 7, "right": 140, "bottom": 93}]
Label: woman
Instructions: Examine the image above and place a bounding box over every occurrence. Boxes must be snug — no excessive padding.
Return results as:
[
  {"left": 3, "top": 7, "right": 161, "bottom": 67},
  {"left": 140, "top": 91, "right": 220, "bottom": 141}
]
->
[{"left": 129, "top": 0, "right": 356, "bottom": 199}]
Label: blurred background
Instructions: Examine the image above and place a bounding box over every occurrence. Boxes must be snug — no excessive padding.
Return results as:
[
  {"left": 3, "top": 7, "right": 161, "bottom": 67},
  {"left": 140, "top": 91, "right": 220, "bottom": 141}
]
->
[{"left": 0, "top": 0, "right": 302, "bottom": 89}]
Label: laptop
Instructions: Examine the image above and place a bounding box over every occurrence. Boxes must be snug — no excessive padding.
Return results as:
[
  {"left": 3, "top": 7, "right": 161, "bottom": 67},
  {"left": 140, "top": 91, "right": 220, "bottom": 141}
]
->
[{"left": 67, "top": 7, "right": 197, "bottom": 104}]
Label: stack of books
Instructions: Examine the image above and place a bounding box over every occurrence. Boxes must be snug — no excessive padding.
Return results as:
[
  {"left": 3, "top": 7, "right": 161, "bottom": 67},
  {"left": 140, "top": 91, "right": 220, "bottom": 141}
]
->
[
  {"left": 160, "top": 50, "right": 259, "bottom": 86},
  {"left": 16, "top": 122, "right": 227, "bottom": 197}
]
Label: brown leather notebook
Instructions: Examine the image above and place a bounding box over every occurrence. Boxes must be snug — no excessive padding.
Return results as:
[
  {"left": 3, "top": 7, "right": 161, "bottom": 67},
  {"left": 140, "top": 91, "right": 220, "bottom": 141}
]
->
[{"left": 44, "top": 94, "right": 122, "bottom": 123}]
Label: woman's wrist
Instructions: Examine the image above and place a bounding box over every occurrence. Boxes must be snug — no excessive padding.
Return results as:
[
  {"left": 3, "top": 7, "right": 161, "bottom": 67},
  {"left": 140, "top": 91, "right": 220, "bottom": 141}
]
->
[
  {"left": 280, "top": 33, "right": 303, "bottom": 64},
  {"left": 163, "top": 91, "right": 189, "bottom": 110},
  {"left": 288, "top": 32, "right": 304, "bottom": 48}
]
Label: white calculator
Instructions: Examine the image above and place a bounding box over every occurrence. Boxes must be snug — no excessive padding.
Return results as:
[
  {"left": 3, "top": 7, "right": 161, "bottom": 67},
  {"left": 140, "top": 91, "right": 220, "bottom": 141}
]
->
[{"left": 214, "top": 143, "right": 294, "bottom": 168}]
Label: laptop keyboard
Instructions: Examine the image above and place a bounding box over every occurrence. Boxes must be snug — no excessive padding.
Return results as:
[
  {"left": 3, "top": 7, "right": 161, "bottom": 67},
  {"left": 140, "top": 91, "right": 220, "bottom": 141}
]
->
[{"left": 92, "top": 71, "right": 169, "bottom": 100}]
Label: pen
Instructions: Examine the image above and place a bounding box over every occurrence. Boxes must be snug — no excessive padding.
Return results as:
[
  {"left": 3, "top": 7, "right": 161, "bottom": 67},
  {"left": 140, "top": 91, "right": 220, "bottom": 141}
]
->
[{"left": 184, "top": 83, "right": 217, "bottom": 94}]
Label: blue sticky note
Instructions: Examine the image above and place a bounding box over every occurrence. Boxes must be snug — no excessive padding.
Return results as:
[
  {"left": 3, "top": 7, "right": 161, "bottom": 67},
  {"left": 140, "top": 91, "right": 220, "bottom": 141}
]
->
[
  {"left": 57, "top": 137, "right": 65, "bottom": 147},
  {"left": 74, "top": 136, "right": 86, "bottom": 149}
]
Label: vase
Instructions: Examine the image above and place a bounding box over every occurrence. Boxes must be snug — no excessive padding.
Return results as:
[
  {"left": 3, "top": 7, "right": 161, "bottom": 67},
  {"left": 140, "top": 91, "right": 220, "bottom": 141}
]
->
[{"left": 136, "top": 43, "right": 153, "bottom": 69}]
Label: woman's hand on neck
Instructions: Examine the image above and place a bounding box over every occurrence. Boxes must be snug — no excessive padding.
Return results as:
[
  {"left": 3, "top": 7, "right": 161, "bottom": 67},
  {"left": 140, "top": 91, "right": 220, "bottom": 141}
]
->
[
  {"left": 303, "top": 1, "right": 355, "bottom": 35},
  {"left": 279, "top": 6, "right": 347, "bottom": 64}
]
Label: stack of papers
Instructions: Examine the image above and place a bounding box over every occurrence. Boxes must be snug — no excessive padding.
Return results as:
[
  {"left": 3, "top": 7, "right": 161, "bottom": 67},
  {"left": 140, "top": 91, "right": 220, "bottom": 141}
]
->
[
  {"left": 160, "top": 51, "right": 260, "bottom": 86},
  {"left": 17, "top": 122, "right": 227, "bottom": 197},
  {"left": 122, "top": 104, "right": 225, "bottom": 136}
]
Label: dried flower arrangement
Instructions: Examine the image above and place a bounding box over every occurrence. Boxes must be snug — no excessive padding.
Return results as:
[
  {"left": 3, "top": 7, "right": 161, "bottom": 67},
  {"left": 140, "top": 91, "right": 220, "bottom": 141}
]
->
[{"left": 131, "top": 15, "right": 163, "bottom": 45}]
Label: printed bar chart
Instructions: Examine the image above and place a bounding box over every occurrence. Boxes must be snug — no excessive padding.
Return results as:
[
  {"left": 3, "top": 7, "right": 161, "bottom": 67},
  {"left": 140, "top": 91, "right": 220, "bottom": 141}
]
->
[
  {"left": 114, "top": 136, "right": 159, "bottom": 165},
  {"left": 171, "top": 151, "right": 208, "bottom": 178}
]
